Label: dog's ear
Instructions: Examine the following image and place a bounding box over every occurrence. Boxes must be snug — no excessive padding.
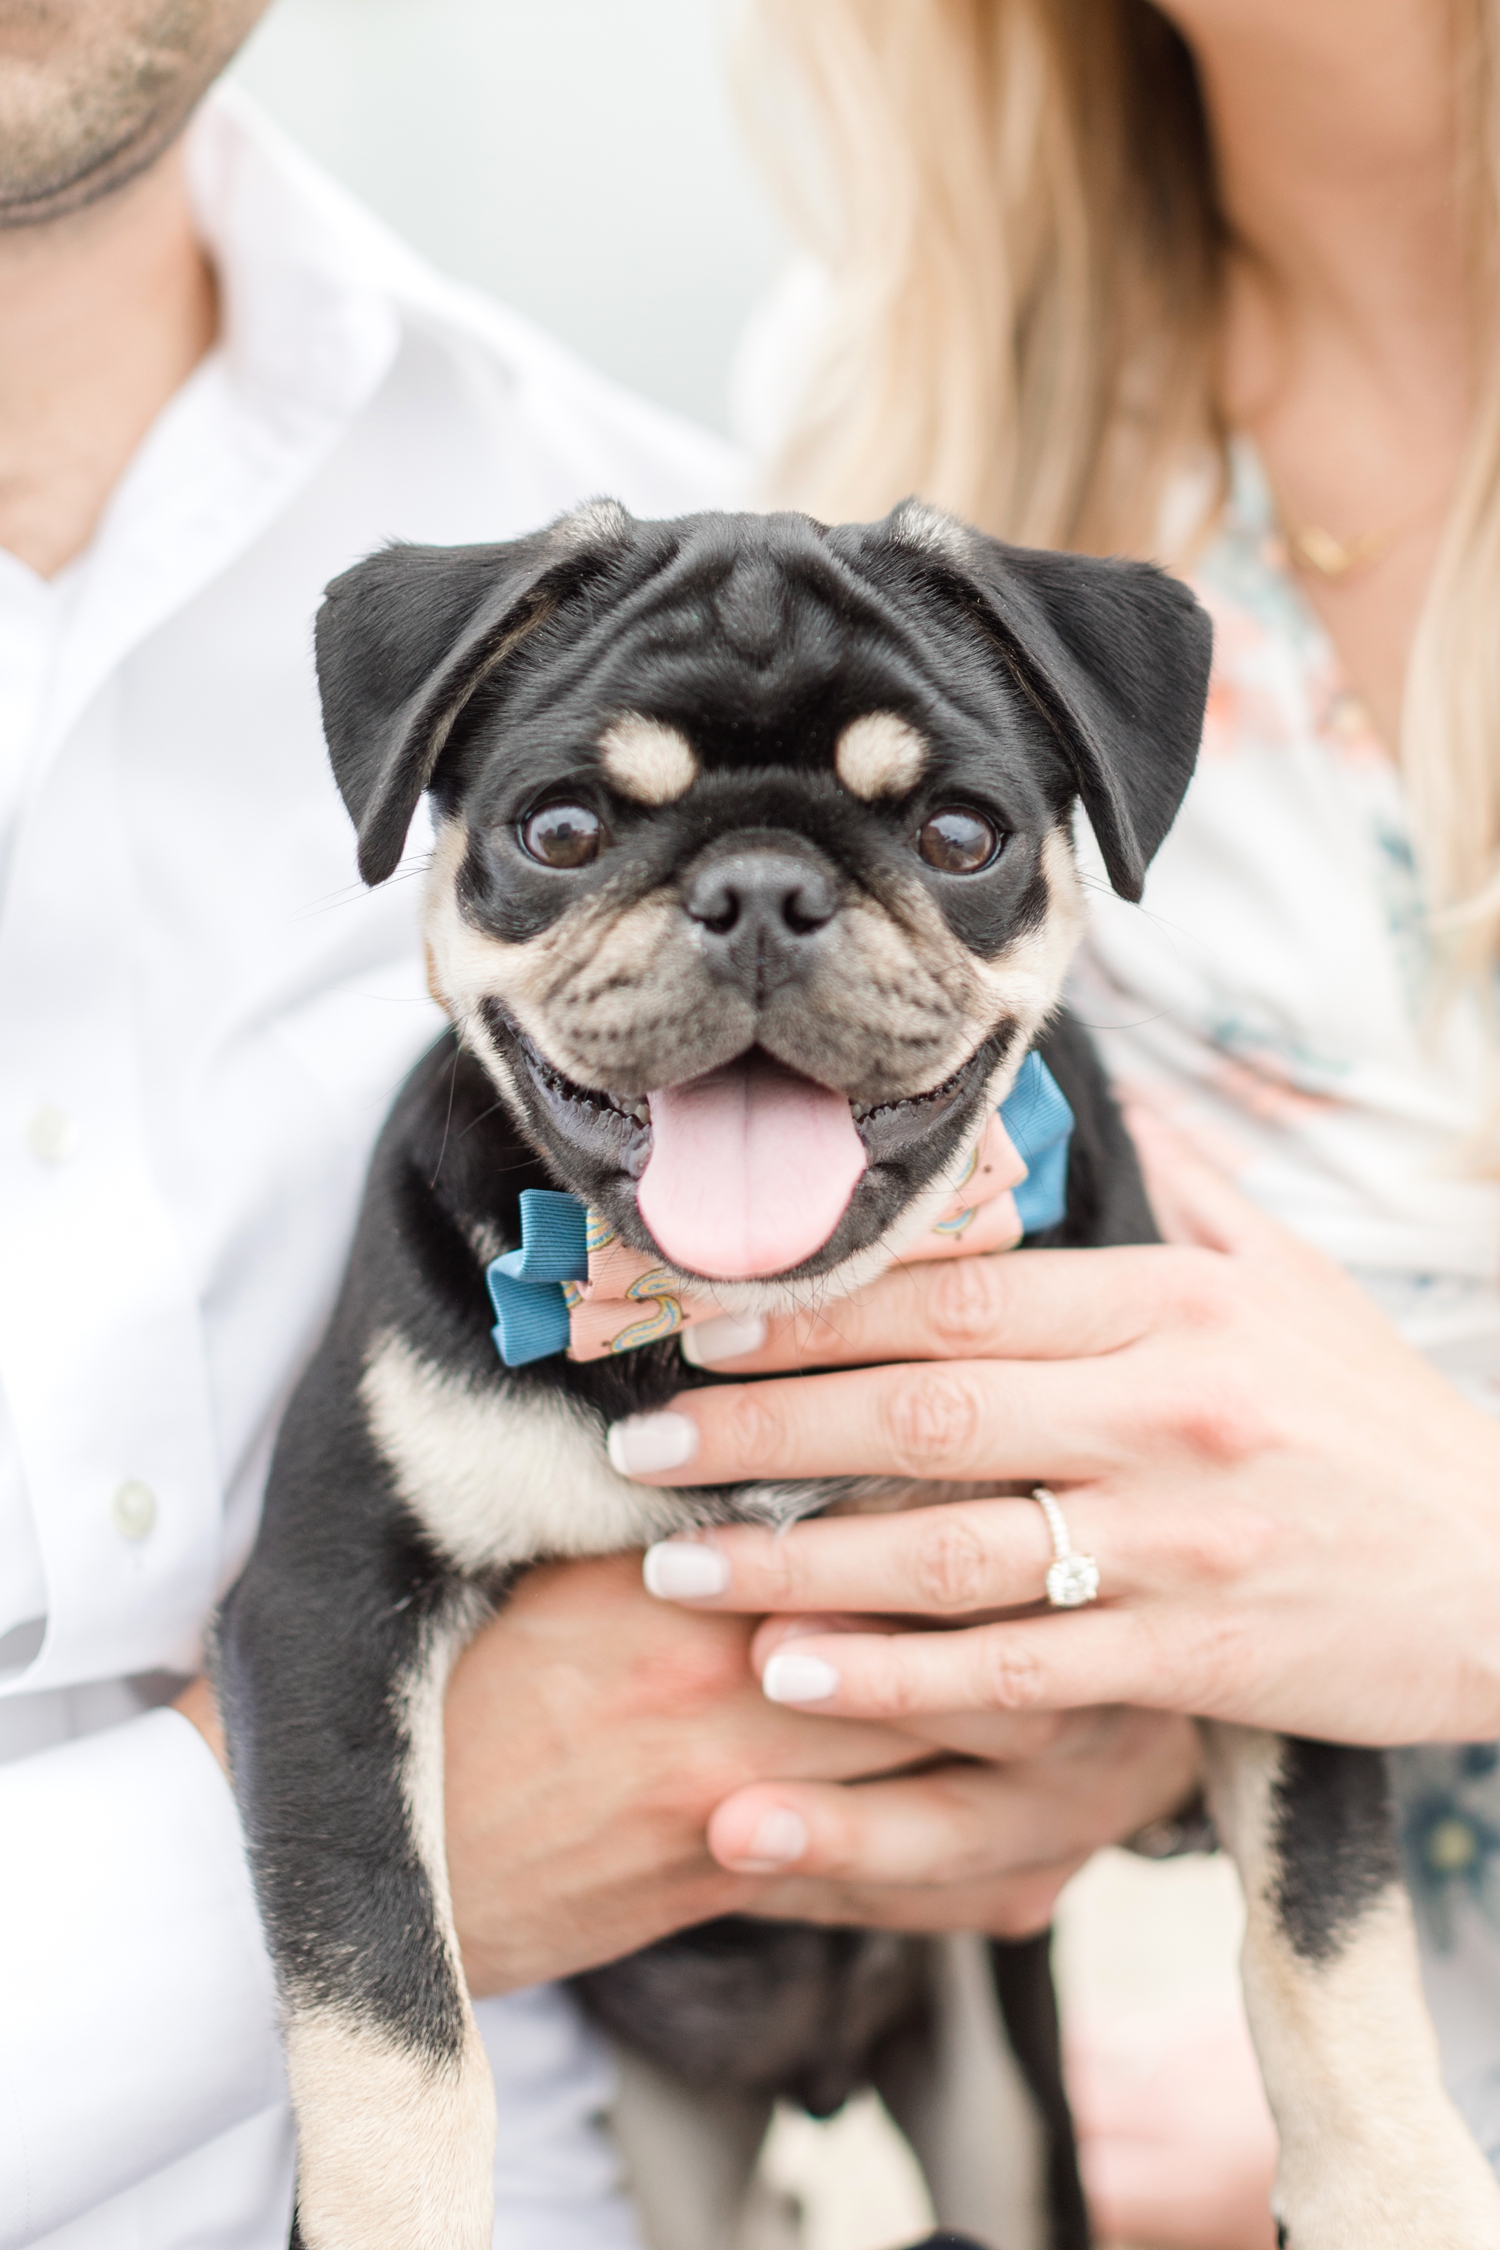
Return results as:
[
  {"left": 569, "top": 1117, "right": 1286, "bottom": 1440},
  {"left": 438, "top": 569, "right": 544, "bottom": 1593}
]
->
[
  {"left": 877, "top": 501, "right": 1213, "bottom": 902},
  {"left": 315, "top": 500, "right": 634, "bottom": 885}
]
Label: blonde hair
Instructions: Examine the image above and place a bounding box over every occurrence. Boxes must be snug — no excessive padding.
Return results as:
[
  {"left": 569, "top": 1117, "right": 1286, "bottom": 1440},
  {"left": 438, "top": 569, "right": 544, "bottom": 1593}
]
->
[{"left": 743, "top": 0, "right": 1500, "bottom": 973}]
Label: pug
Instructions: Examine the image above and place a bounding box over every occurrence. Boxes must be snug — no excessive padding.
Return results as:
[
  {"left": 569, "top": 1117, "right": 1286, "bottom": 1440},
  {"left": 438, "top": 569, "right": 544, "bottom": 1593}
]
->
[{"left": 216, "top": 499, "right": 1496, "bottom": 2250}]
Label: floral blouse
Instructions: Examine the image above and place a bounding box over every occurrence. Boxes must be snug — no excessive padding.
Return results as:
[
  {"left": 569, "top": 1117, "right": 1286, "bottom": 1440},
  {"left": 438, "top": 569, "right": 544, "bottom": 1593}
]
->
[{"left": 1074, "top": 440, "right": 1500, "bottom": 2165}]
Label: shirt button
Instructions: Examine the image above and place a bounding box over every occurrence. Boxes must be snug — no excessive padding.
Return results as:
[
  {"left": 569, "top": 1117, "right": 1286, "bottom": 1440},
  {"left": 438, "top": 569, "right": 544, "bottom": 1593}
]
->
[
  {"left": 28, "top": 1104, "right": 81, "bottom": 1165},
  {"left": 112, "top": 1480, "right": 158, "bottom": 1542}
]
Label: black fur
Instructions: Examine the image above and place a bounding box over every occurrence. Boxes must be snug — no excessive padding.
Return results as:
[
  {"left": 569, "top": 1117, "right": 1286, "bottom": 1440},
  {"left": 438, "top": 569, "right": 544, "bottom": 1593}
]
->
[
  {"left": 1272, "top": 1740, "right": 1401, "bottom": 1966},
  {"left": 318, "top": 504, "right": 1208, "bottom": 897}
]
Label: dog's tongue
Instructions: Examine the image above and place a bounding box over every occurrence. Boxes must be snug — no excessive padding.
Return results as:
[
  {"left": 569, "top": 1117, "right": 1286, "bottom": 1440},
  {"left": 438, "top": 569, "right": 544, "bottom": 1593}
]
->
[{"left": 638, "top": 1052, "right": 866, "bottom": 1279}]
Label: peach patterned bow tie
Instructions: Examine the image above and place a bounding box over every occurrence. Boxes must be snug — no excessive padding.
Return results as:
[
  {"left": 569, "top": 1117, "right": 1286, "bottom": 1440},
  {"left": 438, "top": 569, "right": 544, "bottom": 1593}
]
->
[{"left": 487, "top": 1049, "right": 1074, "bottom": 1368}]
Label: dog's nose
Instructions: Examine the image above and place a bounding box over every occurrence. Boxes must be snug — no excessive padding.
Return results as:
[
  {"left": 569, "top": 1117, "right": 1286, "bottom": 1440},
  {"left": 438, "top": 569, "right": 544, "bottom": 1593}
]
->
[{"left": 683, "top": 850, "right": 838, "bottom": 987}]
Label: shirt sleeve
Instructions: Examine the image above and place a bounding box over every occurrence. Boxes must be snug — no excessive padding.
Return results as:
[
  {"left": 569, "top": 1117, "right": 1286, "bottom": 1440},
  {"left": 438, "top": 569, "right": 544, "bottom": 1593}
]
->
[
  {"left": 478, "top": 1984, "right": 646, "bottom": 2250},
  {"left": 0, "top": 1706, "right": 286, "bottom": 2246}
]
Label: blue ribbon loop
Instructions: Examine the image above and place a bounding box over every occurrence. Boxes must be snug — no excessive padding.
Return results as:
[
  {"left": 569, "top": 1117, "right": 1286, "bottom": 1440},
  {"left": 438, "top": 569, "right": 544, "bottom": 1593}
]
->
[
  {"left": 486, "top": 1056, "right": 1074, "bottom": 1368},
  {"left": 1002, "top": 1050, "right": 1074, "bottom": 1236},
  {"left": 486, "top": 1190, "right": 589, "bottom": 1368}
]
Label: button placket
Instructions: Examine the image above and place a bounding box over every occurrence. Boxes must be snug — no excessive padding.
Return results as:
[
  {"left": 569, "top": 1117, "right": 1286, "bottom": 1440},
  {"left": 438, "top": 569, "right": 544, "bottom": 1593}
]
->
[{"left": 0, "top": 694, "right": 222, "bottom": 1687}]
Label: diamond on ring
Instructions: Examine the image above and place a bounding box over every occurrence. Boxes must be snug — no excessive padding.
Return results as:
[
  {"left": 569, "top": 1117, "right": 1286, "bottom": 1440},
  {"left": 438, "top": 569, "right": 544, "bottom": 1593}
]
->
[
  {"left": 1046, "top": 1552, "right": 1101, "bottom": 1608},
  {"left": 1031, "top": 1486, "right": 1100, "bottom": 1609}
]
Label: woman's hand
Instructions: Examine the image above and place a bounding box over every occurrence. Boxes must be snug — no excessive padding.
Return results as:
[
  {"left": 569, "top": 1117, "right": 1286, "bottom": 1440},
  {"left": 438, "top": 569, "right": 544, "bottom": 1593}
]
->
[
  {"left": 619, "top": 1118, "right": 1500, "bottom": 1746},
  {"left": 705, "top": 1608, "right": 1199, "bottom": 1929}
]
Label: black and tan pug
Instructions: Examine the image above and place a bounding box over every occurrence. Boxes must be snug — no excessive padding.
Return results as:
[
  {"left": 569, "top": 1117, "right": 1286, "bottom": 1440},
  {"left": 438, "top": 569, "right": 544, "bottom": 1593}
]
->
[{"left": 216, "top": 500, "right": 1499, "bottom": 2250}]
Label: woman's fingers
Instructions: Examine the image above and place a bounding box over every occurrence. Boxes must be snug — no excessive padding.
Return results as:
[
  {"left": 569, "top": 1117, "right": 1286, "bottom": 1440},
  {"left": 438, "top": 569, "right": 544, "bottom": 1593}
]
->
[
  {"left": 707, "top": 1755, "right": 1110, "bottom": 1885},
  {"left": 707, "top": 1763, "right": 1069, "bottom": 1886},
  {"left": 678, "top": 1159, "right": 1331, "bottom": 1383},
  {"left": 708, "top": 1709, "right": 1200, "bottom": 1884},
  {"left": 641, "top": 1483, "right": 1195, "bottom": 1624},
  {"left": 681, "top": 1242, "right": 1184, "bottom": 1376},
  {"left": 746, "top": 1607, "right": 1230, "bottom": 1725},
  {"left": 646, "top": 1494, "right": 1099, "bottom": 1619},
  {"left": 615, "top": 1352, "right": 1148, "bottom": 1487},
  {"left": 747, "top": 1614, "right": 1078, "bottom": 1759}
]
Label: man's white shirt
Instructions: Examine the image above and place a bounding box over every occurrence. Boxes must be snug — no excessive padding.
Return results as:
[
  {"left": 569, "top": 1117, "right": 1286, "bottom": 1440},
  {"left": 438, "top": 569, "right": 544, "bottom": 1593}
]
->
[{"left": 0, "top": 84, "right": 739, "bottom": 2248}]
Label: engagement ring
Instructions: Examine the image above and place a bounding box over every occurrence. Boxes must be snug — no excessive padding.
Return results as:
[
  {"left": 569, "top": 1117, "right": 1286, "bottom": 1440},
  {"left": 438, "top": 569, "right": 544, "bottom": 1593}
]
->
[{"left": 1030, "top": 1486, "right": 1100, "bottom": 1608}]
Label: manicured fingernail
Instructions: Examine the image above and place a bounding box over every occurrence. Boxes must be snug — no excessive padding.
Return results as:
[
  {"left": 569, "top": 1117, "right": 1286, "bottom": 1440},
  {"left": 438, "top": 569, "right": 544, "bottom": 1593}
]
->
[
  {"left": 643, "top": 1540, "right": 730, "bottom": 1599},
  {"left": 729, "top": 1808, "right": 809, "bottom": 1870},
  {"left": 762, "top": 1651, "right": 841, "bottom": 1704},
  {"left": 607, "top": 1411, "right": 699, "bottom": 1476},
  {"left": 681, "top": 1314, "right": 767, "bottom": 1367}
]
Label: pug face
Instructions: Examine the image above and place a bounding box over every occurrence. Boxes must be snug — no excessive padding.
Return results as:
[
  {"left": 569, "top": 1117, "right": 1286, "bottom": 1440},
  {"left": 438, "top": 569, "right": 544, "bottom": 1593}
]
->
[{"left": 316, "top": 502, "right": 1209, "bottom": 1295}]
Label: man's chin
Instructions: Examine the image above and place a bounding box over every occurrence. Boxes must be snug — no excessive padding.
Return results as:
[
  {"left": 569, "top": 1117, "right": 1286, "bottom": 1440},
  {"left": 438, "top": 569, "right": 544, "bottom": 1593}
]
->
[
  {"left": 0, "top": 0, "right": 272, "bottom": 229},
  {"left": 0, "top": 123, "right": 182, "bottom": 229}
]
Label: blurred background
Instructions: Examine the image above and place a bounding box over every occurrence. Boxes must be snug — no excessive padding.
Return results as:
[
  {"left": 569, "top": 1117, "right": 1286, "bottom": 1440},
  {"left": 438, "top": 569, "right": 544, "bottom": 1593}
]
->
[{"left": 233, "top": 0, "right": 785, "bottom": 436}]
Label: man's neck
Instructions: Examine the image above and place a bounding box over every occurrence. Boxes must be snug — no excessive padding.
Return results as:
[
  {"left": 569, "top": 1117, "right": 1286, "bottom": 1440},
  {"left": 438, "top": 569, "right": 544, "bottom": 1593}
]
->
[{"left": 0, "top": 138, "right": 217, "bottom": 578}]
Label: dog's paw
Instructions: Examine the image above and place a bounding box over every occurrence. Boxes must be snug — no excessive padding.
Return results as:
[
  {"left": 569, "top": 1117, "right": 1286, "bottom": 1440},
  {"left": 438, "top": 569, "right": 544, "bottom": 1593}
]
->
[
  {"left": 1273, "top": 2108, "right": 1500, "bottom": 2250},
  {"left": 286, "top": 2008, "right": 496, "bottom": 2250}
]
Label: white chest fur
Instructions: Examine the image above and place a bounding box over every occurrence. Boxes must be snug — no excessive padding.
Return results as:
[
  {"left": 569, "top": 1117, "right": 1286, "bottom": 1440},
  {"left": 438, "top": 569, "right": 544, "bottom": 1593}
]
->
[{"left": 360, "top": 1331, "right": 704, "bottom": 1573}]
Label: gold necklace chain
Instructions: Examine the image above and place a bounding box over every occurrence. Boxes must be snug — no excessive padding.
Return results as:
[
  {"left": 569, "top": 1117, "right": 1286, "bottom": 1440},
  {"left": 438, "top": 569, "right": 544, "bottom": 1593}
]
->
[{"left": 1282, "top": 493, "right": 1446, "bottom": 581}]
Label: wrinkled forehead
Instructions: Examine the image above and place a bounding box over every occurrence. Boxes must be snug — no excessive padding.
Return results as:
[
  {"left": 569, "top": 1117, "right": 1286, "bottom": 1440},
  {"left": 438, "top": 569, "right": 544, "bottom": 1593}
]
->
[{"left": 471, "top": 514, "right": 1023, "bottom": 785}]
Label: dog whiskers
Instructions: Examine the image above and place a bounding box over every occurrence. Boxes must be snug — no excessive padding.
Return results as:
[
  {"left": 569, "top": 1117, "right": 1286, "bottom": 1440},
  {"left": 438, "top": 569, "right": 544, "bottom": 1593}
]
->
[{"left": 429, "top": 1044, "right": 463, "bottom": 1189}]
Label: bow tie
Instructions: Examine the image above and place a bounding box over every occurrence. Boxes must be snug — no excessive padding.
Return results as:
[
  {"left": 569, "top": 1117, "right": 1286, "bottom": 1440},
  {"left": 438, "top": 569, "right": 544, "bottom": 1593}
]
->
[{"left": 487, "top": 1049, "right": 1073, "bottom": 1369}]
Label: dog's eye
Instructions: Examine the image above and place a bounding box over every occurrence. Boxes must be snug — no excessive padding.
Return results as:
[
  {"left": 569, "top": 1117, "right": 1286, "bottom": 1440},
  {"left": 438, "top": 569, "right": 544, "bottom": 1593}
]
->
[
  {"left": 519, "top": 803, "right": 605, "bottom": 869},
  {"left": 916, "top": 808, "right": 1002, "bottom": 874}
]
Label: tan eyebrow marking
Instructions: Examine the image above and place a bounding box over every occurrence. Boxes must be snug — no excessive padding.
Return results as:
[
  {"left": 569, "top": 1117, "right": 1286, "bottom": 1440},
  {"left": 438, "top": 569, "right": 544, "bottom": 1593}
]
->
[
  {"left": 598, "top": 715, "right": 699, "bottom": 804},
  {"left": 835, "top": 712, "right": 928, "bottom": 800}
]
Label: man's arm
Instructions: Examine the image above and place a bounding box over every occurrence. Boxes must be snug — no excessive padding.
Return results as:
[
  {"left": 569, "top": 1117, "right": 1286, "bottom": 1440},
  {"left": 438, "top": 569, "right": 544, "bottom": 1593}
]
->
[{"left": 0, "top": 1709, "right": 285, "bottom": 2244}]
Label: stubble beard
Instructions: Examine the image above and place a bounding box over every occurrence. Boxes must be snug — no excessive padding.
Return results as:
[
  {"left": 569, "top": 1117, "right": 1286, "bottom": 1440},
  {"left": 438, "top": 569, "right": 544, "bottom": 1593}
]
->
[{"left": 0, "top": 0, "right": 269, "bottom": 227}]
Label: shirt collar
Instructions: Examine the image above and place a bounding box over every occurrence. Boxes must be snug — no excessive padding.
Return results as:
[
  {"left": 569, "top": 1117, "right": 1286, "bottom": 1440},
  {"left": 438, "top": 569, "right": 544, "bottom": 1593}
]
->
[
  {"left": 31, "top": 87, "right": 411, "bottom": 761},
  {"left": 186, "top": 82, "right": 427, "bottom": 420}
]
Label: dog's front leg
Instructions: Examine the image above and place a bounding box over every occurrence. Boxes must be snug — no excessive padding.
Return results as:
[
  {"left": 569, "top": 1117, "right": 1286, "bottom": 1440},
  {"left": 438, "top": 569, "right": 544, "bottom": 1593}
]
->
[
  {"left": 217, "top": 1509, "right": 495, "bottom": 2250},
  {"left": 1201, "top": 1724, "right": 1500, "bottom": 2248}
]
